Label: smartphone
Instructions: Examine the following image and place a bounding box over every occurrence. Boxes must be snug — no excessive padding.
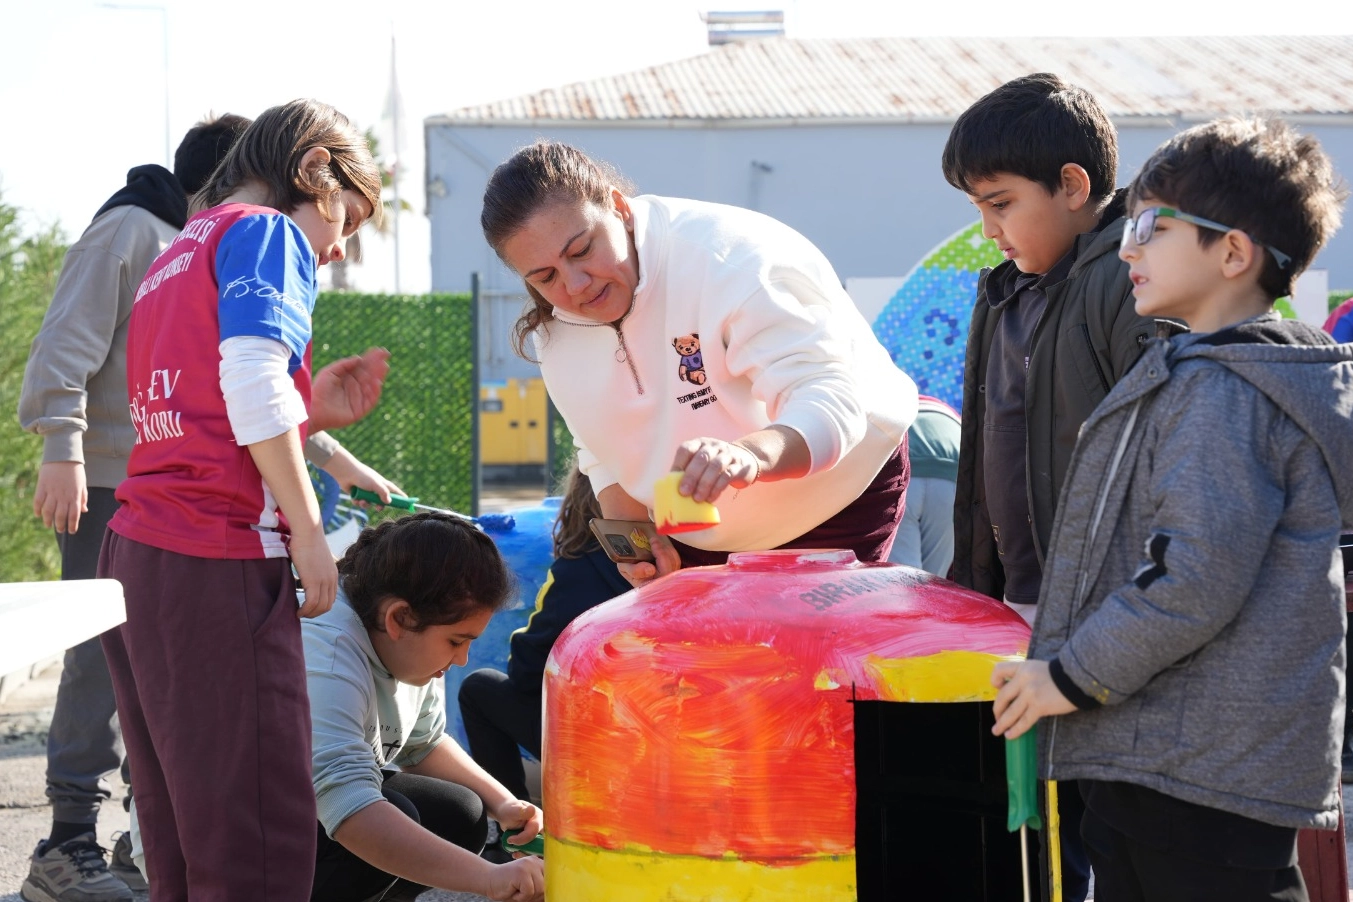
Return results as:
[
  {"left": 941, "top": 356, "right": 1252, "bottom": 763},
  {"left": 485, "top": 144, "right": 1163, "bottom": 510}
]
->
[{"left": 589, "top": 518, "right": 657, "bottom": 564}]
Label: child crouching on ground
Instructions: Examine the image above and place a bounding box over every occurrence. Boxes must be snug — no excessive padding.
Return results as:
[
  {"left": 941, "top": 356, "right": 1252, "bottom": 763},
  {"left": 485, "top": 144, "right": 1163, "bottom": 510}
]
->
[
  {"left": 306, "top": 513, "right": 545, "bottom": 902},
  {"left": 992, "top": 117, "right": 1352, "bottom": 902}
]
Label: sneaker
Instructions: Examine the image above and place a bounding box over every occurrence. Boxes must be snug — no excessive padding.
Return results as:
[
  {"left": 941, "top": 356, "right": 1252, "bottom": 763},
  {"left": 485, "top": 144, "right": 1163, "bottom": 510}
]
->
[
  {"left": 108, "top": 832, "right": 147, "bottom": 892},
  {"left": 20, "top": 833, "right": 133, "bottom": 902}
]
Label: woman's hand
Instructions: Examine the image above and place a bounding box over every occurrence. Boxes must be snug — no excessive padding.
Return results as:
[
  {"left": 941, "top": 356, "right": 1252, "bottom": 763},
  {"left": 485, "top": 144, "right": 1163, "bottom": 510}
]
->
[
  {"left": 617, "top": 531, "right": 682, "bottom": 588},
  {"left": 671, "top": 438, "right": 761, "bottom": 503}
]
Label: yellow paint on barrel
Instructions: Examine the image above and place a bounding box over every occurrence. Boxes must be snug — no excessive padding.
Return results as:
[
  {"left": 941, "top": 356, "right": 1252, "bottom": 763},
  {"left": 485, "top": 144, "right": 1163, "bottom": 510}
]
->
[
  {"left": 866, "top": 650, "right": 1025, "bottom": 702},
  {"left": 545, "top": 835, "right": 857, "bottom": 901}
]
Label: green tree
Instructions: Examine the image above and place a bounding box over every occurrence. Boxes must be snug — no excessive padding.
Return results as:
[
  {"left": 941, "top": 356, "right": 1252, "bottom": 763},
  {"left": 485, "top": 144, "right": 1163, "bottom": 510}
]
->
[{"left": 0, "top": 194, "right": 67, "bottom": 582}]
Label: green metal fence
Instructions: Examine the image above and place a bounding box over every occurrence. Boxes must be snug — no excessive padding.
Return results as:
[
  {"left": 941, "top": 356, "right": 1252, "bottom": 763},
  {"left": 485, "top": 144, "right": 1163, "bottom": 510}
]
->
[{"left": 312, "top": 291, "right": 479, "bottom": 515}]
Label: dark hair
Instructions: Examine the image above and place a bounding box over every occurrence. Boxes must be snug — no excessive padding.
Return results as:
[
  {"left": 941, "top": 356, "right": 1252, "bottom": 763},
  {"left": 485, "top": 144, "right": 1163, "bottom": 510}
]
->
[
  {"left": 337, "top": 512, "right": 514, "bottom": 632},
  {"left": 942, "top": 73, "right": 1118, "bottom": 201},
  {"left": 193, "top": 99, "right": 382, "bottom": 227},
  {"left": 173, "top": 113, "right": 251, "bottom": 196},
  {"left": 552, "top": 458, "right": 602, "bottom": 560},
  {"left": 480, "top": 141, "right": 634, "bottom": 359},
  {"left": 1127, "top": 117, "right": 1347, "bottom": 299}
]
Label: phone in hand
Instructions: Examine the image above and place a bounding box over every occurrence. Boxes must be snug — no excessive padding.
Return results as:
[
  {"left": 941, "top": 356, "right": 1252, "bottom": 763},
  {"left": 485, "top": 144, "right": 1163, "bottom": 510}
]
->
[{"left": 589, "top": 518, "right": 657, "bottom": 565}]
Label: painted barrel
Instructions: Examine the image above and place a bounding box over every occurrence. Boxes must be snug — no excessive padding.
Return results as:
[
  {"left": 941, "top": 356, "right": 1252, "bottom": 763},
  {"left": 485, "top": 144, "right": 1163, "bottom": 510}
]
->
[{"left": 542, "top": 548, "right": 1031, "bottom": 901}]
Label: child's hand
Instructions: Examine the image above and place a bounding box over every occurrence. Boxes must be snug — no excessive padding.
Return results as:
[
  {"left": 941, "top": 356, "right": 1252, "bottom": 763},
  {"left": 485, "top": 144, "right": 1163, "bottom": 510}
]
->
[
  {"left": 485, "top": 856, "right": 544, "bottom": 902},
  {"left": 291, "top": 528, "right": 338, "bottom": 618},
  {"left": 493, "top": 799, "right": 544, "bottom": 849},
  {"left": 33, "top": 461, "right": 87, "bottom": 534},
  {"left": 991, "top": 660, "right": 1076, "bottom": 739},
  {"left": 310, "top": 347, "right": 391, "bottom": 433}
]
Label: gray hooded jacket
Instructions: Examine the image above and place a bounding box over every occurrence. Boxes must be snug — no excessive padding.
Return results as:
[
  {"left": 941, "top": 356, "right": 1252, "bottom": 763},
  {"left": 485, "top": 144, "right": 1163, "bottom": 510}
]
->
[{"left": 1029, "top": 313, "right": 1353, "bottom": 830}]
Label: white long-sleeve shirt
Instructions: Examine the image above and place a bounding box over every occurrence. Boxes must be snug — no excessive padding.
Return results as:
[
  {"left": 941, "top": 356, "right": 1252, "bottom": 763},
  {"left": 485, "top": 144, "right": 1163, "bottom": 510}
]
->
[{"left": 535, "top": 195, "right": 918, "bottom": 551}]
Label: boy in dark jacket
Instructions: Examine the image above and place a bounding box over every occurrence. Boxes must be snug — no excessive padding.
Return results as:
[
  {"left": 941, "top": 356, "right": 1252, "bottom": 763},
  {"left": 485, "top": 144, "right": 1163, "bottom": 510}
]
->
[
  {"left": 942, "top": 71, "right": 1164, "bottom": 899},
  {"left": 993, "top": 117, "right": 1351, "bottom": 902}
]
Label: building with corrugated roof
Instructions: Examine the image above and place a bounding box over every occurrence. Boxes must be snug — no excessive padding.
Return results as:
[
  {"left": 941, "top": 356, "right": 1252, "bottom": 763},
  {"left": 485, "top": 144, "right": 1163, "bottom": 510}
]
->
[{"left": 425, "top": 35, "right": 1353, "bottom": 380}]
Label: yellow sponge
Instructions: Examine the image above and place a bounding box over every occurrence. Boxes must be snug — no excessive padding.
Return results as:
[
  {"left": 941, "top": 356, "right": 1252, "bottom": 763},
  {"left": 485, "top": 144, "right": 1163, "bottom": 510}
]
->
[{"left": 653, "top": 471, "right": 721, "bottom": 535}]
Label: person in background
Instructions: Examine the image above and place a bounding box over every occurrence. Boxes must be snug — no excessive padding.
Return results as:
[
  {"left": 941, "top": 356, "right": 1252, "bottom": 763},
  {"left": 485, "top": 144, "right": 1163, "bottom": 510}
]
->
[
  {"left": 459, "top": 459, "right": 630, "bottom": 814},
  {"left": 481, "top": 141, "right": 917, "bottom": 587},
  {"left": 1323, "top": 294, "right": 1353, "bottom": 341},
  {"left": 886, "top": 395, "right": 960, "bottom": 576},
  {"left": 307, "top": 513, "right": 544, "bottom": 902}
]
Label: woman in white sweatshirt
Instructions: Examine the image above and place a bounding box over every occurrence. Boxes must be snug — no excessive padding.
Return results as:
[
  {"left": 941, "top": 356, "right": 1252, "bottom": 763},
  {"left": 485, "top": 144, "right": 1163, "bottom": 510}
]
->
[{"left": 481, "top": 141, "right": 918, "bottom": 585}]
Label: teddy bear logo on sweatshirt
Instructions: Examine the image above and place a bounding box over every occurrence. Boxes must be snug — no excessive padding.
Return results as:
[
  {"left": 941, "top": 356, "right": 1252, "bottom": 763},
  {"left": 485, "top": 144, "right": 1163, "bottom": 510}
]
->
[{"left": 672, "top": 333, "right": 707, "bottom": 385}]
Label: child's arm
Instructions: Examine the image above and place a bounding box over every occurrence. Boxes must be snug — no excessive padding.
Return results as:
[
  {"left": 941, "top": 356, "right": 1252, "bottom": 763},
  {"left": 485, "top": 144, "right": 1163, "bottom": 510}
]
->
[
  {"left": 402, "top": 740, "right": 544, "bottom": 844},
  {"left": 332, "top": 802, "right": 544, "bottom": 901},
  {"left": 319, "top": 444, "right": 403, "bottom": 505},
  {"left": 247, "top": 428, "right": 336, "bottom": 618},
  {"left": 1043, "top": 367, "right": 1297, "bottom": 707}
]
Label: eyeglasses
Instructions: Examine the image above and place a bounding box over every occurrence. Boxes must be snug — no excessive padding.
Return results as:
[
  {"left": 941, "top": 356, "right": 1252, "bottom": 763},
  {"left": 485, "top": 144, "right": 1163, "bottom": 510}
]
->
[{"left": 1121, "top": 206, "right": 1292, "bottom": 270}]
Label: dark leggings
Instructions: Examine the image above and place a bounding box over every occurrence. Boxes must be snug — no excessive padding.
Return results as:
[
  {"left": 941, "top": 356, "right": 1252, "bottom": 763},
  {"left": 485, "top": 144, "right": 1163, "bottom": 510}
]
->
[
  {"left": 311, "top": 771, "right": 488, "bottom": 902},
  {"left": 458, "top": 669, "right": 542, "bottom": 802}
]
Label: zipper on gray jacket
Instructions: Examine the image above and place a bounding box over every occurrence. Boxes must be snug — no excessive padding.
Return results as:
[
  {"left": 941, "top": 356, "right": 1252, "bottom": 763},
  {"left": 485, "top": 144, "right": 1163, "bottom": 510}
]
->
[{"left": 1075, "top": 400, "right": 1142, "bottom": 604}]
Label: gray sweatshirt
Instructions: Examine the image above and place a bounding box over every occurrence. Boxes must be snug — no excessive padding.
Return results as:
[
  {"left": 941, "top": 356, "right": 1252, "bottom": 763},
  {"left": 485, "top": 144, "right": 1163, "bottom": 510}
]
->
[
  {"left": 19, "top": 204, "right": 179, "bottom": 487},
  {"left": 1029, "top": 313, "right": 1353, "bottom": 830},
  {"left": 304, "top": 593, "right": 449, "bottom": 837}
]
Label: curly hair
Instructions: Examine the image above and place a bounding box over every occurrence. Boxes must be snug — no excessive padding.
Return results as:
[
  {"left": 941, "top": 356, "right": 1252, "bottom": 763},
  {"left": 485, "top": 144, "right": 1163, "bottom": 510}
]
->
[{"left": 337, "top": 512, "right": 514, "bottom": 632}]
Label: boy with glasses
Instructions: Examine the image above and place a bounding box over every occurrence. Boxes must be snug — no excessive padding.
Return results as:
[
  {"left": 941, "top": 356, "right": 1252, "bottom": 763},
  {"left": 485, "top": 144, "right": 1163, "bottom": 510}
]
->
[
  {"left": 992, "top": 117, "right": 1351, "bottom": 901},
  {"left": 942, "top": 72, "right": 1174, "bottom": 900}
]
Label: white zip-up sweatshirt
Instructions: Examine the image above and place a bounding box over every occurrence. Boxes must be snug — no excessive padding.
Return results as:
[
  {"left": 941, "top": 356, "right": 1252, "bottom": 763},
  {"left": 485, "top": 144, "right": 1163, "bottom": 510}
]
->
[{"left": 535, "top": 195, "right": 918, "bottom": 551}]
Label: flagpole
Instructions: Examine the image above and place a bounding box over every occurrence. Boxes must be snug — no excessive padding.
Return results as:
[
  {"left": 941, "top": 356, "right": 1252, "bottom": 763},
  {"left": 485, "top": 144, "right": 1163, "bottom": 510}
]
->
[{"left": 390, "top": 30, "right": 402, "bottom": 295}]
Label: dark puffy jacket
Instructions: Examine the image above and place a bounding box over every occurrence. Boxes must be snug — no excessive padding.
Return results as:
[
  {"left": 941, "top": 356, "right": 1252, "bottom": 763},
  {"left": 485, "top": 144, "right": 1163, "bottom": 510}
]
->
[{"left": 952, "top": 190, "right": 1167, "bottom": 600}]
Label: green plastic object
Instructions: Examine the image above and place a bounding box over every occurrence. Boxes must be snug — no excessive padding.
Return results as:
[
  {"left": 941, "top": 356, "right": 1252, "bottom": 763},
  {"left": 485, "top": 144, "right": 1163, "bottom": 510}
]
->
[
  {"left": 1006, "top": 730, "right": 1043, "bottom": 832},
  {"left": 349, "top": 487, "right": 418, "bottom": 511},
  {"left": 500, "top": 828, "right": 545, "bottom": 856}
]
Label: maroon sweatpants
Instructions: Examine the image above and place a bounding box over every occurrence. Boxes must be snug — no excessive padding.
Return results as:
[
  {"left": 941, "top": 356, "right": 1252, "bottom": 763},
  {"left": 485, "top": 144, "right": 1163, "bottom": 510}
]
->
[
  {"left": 674, "top": 436, "right": 911, "bottom": 568},
  {"left": 99, "top": 531, "right": 316, "bottom": 902}
]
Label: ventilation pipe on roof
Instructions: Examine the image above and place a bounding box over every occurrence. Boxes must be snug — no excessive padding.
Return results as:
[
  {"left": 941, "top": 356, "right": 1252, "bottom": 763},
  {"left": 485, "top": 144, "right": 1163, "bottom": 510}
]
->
[{"left": 702, "top": 10, "right": 785, "bottom": 45}]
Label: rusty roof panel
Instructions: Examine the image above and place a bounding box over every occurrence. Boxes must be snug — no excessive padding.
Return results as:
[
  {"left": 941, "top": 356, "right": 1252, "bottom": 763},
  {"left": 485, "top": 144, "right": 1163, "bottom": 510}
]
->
[{"left": 435, "top": 36, "right": 1353, "bottom": 124}]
